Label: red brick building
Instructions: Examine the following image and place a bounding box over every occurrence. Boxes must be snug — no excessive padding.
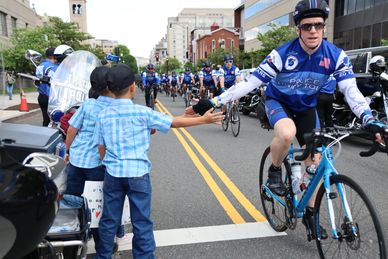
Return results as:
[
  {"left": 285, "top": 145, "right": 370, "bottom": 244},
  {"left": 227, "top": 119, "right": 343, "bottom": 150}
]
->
[{"left": 196, "top": 23, "right": 239, "bottom": 62}]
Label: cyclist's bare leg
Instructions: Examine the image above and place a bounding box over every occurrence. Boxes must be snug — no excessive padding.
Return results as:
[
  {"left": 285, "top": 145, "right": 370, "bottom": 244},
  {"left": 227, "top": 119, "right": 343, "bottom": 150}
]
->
[{"left": 270, "top": 118, "right": 296, "bottom": 167}]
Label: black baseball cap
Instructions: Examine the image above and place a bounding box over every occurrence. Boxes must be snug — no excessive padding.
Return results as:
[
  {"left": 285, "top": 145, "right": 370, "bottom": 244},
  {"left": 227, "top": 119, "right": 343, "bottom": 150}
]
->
[
  {"left": 90, "top": 66, "right": 110, "bottom": 93},
  {"left": 107, "top": 64, "right": 135, "bottom": 91},
  {"left": 45, "top": 47, "right": 55, "bottom": 57}
]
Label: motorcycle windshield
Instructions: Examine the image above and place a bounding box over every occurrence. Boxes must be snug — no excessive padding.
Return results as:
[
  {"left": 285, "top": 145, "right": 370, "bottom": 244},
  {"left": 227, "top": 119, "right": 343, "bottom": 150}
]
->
[{"left": 48, "top": 50, "right": 100, "bottom": 114}]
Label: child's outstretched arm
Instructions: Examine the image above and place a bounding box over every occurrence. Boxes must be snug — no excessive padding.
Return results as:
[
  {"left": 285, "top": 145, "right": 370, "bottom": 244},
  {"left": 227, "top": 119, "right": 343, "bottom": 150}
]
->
[
  {"left": 66, "top": 126, "right": 78, "bottom": 151},
  {"left": 171, "top": 108, "right": 223, "bottom": 128}
]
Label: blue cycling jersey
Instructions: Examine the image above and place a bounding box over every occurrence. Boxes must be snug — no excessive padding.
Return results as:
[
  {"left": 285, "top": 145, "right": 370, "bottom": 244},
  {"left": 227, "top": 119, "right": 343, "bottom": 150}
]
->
[
  {"left": 253, "top": 39, "right": 355, "bottom": 112},
  {"left": 181, "top": 72, "right": 193, "bottom": 85},
  {"left": 35, "top": 59, "right": 56, "bottom": 96},
  {"left": 142, "top": 71, "right": 160, "bottom": 86},
  {"left": 170, "top": 75, "right": 178, "bottom": 86},
  {"left": 199, "top": 69, "right": 215, "bottom": 87},
  {"left": 320, "top": 74, "right": 336, "bottom": 94},
  {"left": 222, "top": 65, "right": 240, "bottom": 88}
]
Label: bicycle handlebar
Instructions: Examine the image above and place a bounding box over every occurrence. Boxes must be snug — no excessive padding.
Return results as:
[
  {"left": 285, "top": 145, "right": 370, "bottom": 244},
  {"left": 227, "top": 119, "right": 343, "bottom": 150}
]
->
[{"left": 294, "top": 127, "right": 388, "bottom": 161}]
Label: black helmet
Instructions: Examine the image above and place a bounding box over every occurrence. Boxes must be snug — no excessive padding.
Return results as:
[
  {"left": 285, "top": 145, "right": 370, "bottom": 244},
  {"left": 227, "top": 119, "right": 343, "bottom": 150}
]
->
[
  {"left": 369, "top": 55, "right": 386, "bottom": 75},
  {"left": 224, "top": 54, "right": 234, "bottom": 62},
  {"left": 185, "top": 67, "right": 190, "bottom": 72},
  {"left": 293, "top": 0, "right": 330, "bottom": 25},
  {"left": 53, "top": 44, "right": 74, "bottom": 63},
  {"left": 45, "top": 47, "right": 55, "bottom": 58},
  {"left": 203, "top": 60, "right": 211, "bottom": 67}
]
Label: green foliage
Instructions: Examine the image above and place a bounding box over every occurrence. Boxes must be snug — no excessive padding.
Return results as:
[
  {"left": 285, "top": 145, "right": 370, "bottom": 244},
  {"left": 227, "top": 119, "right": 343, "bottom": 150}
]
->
[
  {"left": 207, "top": 48, "right": 226, "bottom": 66},
  {"left": 160, "top": 57, "right": 181, "bottom": 74},
  {"left": 49, "top": 17, "right": 91, "bottom": 49},
  {"left": 114, "top": 44, "right": 138, "bottom": 73},
  {"left": 382, "top": 39, "right": 388, "bottom": 46},
  {"left": 257, "top": 23, "right": 297, "bottom": 61}
]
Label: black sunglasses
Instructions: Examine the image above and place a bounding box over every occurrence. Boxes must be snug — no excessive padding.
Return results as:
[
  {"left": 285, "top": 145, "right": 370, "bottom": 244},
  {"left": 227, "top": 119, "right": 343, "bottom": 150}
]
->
[{"left": 298, "top": 22, "right": 325, "bottom": 31}]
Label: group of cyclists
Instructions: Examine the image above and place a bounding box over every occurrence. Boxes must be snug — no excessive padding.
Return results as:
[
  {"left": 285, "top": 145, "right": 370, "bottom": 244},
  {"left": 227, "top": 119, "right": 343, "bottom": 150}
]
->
[{"left": 139, "top": 54, "right": 242, "bottom": 108}]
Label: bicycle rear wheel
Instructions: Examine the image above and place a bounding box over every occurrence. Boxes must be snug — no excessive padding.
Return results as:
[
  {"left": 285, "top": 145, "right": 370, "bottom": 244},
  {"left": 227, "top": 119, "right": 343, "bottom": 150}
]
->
[
  {"left": 314, "top": 174, "right": 386, "bottom": 259},
  {"left": 230, "top": 103, "right": 240, "bottom": 137},
  {"left": 259, "top": 146, "right": 288, "bottom": 232}
]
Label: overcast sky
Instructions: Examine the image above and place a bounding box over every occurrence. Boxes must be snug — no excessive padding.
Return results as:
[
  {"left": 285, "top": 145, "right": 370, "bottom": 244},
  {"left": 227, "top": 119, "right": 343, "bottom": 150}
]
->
[{"left": 32, "top": 0, "right": 241, "bottom": 58}]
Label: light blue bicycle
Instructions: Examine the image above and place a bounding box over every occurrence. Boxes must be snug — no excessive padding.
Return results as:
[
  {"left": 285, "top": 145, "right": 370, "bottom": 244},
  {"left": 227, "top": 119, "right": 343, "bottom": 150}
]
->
[{"left": 259, "top": 128, "right": 387, "bottom": 258}]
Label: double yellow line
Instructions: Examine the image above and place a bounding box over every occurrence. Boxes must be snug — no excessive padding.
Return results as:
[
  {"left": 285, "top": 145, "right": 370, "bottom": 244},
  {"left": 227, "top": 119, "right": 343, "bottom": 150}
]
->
[{"left": 156, "top": 101, "right": 266, "bottom": 224}]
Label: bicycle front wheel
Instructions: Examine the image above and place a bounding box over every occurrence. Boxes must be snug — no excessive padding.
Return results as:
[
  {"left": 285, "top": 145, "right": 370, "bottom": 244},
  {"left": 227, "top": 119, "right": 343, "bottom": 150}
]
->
[
  {"left": 259, "top": 146, "right": 288, "bottom": 232},
  {"left": 315, "top": 174, "right": 386, "bottom": 259},
  {"left": 230, "top": 103, "right": 240, "bottom": 137},
  {"left": 221, "top": 109, "right": 229, "bottom": 131}
]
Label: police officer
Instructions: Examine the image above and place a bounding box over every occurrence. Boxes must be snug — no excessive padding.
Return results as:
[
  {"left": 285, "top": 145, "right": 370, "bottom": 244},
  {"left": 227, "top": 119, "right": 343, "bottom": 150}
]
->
[{"left": 142, "top": 64, "right": 160, "bottom": 107}]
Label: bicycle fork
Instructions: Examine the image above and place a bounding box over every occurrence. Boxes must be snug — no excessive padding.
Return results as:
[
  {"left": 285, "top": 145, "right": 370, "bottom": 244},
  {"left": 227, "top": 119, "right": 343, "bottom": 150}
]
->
[{"left": 322, "top": 172, "right": 356, "bottom": 240}]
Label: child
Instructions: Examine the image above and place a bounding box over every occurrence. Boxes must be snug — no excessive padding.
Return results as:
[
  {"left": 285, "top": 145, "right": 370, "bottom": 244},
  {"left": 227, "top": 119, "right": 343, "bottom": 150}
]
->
[
  {"left": 65, "top": 66, "right": 114, "bottom": 250},
  {"left": 95, "top": 64, "right": 223, "bottom": 259}
]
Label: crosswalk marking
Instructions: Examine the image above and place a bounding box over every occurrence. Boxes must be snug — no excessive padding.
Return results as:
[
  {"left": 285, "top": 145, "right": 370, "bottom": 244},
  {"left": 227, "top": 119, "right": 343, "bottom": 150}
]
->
[{"left": 87, "top": 222, "right": 286, "bottom": 254}]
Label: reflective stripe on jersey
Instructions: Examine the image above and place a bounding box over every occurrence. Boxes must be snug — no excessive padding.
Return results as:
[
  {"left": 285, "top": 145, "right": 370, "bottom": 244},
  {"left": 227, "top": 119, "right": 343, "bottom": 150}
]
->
[{"left": 222, "top": 65, "right": 240, "bottom": 87}]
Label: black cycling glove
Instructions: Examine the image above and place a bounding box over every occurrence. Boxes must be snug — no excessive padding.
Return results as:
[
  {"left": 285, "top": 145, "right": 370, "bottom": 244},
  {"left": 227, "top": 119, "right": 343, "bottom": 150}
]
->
[{"left": 192, "top": 99, "right": 215, "bottom": 116}]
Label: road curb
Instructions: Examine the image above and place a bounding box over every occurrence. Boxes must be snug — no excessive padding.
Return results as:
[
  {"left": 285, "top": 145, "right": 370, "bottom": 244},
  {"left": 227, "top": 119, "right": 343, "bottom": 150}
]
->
[{"left": 2, "top": 108, "right": 41, "bottom": 123}]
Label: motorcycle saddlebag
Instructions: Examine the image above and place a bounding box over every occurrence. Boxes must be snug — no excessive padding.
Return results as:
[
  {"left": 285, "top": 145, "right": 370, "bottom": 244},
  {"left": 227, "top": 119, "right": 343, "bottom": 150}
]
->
[{"left": 0, "top": 123, "right": 62, "bottom": 163}]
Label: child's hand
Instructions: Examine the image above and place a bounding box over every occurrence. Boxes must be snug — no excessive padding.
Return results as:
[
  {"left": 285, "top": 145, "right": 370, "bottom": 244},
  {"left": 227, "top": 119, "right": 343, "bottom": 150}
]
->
[{"left": 203, "top": 108, "right": 224, "bottom": 124}]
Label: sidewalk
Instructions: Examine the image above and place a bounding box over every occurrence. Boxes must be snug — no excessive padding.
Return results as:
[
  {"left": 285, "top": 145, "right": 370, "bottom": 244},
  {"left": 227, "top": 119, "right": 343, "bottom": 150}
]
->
[{"left": 0, "top": 91, "right": 40, "bottom": 122}]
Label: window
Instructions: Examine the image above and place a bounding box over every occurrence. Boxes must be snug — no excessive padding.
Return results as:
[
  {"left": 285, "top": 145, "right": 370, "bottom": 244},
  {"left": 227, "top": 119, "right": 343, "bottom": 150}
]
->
[
  {"left": 348, "top": 53, "right": 368, "bottom": 73},
  {"left": 11, "top": 17, "right": 17, "bottom": 32},
  {"left": 362, "top": 25, "right": 371, "bottom": 48},
  {"left": 353, "top": 27, "right": 362, "bottom": 49},
  {"left": 72, "top": 4, "right": 82, "bottom": 15},
  {"left": 355, "top": 0, "right": 364, "bottom": 12},
  {"left": 231, "top": 39, "right": 234, "bottom": 50},
  {"left": 212, "top": 40, "right": 216, "bottom": 52},
  {"left": 245, "top": 0, "right": 281, "bottom": 20},
  {"left": 0, "top": 12, "right": 7, "bottom": 37},
  {"left": 372, "top": 23, "right": 382, "bottom": 47},
  {"left": 382, "top": 21, "right": 388, "bottom": 42},
  {"left": 219, "top": 39, "right": 225, "bottom": 49},
  {"left": 347, "top": 0, "right": 356, "bottom": 14}
]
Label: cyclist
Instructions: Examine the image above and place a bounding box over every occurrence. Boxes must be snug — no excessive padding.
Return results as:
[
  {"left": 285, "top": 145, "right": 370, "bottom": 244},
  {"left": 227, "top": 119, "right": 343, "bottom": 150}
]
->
[
  {"left": 169, "top": 71, "right": 179, "bottom": 100},
  {"left": 180, "top": 67, "right": 196, "bottom": 102},
  {"left": 188, "top": 0, "right": 387, "bottom": 240},
  {"left": 53, "top": 44, "right": 74, "bottom": 64},
  {"left": 221, "top": 54, "right": 241, "bottom": 114},
  {"left": 199, "top": 60, "right": 216, "bottom": 99},
  {"left": 222, "top": 54, "right": 241, "bottom": 89},
  {"left": 212, "top": 64, "right": 225, "bottom": 96},
  {"left": 142, "top": 63, "right": 160, "bottom": 107}
]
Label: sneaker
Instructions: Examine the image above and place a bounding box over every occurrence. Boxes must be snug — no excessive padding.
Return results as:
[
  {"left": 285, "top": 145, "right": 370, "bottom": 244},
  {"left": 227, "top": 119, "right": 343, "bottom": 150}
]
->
[
  {"left": 302, "top": 207, "right": 328, "bottom": 241},
  {"left": 267, "top": 165, "right": 286, "bottom": 196}
]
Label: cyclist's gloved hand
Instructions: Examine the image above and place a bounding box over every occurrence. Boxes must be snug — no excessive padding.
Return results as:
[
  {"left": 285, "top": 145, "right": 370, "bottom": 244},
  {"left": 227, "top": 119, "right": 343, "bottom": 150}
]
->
[
  {"left": 364, "top": 119, "right": 388, "bottom": 136},
  {"left": 220, "top": 87, "right": 225, "bottom": 93},
  {"left": 192, "top": 97, "right": 220, "bottom": 115}
]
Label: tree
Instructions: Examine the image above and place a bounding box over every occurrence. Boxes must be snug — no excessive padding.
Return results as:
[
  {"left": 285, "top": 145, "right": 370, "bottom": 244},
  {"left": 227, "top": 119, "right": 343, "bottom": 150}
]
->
[
  {"left": 257, "top": 23, "right": 297, "bottom": 61},
  {"left": 382, "top": 39, "right": 388, "bottom": 46},
  {"left": 160, "top": 57, "right": 181, "bottom": 74},
  {"left": 113, "top": 44, "right": 138, "bottom": 73},
  {"left": 49, "top": 17, "right": 91, "bottom": 49}
]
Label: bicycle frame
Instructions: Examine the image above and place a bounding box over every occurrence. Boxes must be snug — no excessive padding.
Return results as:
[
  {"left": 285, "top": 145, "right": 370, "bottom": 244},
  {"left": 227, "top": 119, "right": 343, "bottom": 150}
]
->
[{"left": 262, "top": 141, "right": 355, "bottom": 239}]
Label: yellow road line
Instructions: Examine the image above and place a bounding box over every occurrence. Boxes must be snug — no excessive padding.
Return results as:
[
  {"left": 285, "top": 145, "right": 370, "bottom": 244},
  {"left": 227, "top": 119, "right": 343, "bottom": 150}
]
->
[
  {"left": 157, "top": 101, "right": 266, "bottom": 222},
  {"left": 155, "top": 104, "right": 245, "bottom": 224}
]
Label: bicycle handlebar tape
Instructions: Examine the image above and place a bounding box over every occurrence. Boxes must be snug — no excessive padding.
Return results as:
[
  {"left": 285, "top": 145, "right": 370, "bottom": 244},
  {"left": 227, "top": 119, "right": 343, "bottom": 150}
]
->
[{"left": 192, "top": 99, "right": 215, "bottom": 115}]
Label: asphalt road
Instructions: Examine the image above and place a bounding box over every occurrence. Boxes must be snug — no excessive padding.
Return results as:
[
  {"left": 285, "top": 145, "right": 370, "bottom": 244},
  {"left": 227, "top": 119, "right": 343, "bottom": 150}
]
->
[{"left": 8, "top": 91, "right": 388, "bottom": 259}]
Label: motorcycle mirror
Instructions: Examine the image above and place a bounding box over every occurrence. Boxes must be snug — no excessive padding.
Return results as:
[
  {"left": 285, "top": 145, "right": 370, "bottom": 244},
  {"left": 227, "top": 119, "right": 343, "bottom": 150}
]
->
[{"left": 25, "top": 49, "right": 42, "bottom": 67}]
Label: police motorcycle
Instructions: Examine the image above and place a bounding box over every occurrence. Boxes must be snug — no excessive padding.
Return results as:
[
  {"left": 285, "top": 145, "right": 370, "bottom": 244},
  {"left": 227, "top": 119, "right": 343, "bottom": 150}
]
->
[
  {"left": 3, "top": 48, "right": 102, "bottom": 258},
  {"left": 332, "top": 55, "right": 388, "bottom": 131}
]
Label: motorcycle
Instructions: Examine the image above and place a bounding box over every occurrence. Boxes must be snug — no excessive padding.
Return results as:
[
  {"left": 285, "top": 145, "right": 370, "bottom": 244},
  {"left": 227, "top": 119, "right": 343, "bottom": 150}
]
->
[
  {"left": 239, "top": 85, "right": 271, "bottom": 129},
  {"left": 332, "top": 72, "right": 388, "bottom": 130}
]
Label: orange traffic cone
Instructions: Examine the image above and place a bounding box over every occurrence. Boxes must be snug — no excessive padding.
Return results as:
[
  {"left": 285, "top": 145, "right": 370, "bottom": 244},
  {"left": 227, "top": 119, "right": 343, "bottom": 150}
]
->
[{"left": 19, "top": 92, "right": 29, "bottom": 112}]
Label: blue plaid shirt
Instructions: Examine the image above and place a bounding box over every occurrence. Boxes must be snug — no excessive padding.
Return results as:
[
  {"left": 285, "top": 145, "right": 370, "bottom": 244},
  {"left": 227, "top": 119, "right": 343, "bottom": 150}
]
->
[
  {"left": 95, "top": 98, "right": 173, "bottom": 178},
  {"left": 69, "top": 96, "right": 114, "bottom": 168}
]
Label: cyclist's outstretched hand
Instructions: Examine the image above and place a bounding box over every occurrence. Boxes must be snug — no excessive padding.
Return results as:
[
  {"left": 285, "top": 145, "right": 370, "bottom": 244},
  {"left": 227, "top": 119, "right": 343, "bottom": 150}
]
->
[
  {"left": 202, "top": 108, "right": 224, "bottom": 124},
  {"left": 187, "top": 98, "right": 221, "bottom": 116}
]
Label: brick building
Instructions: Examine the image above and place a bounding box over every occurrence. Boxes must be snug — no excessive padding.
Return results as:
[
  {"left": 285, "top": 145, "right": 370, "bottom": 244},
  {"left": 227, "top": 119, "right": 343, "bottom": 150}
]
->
[{"left": 196, "top": 23, "right": 239, "bottom": 62}]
